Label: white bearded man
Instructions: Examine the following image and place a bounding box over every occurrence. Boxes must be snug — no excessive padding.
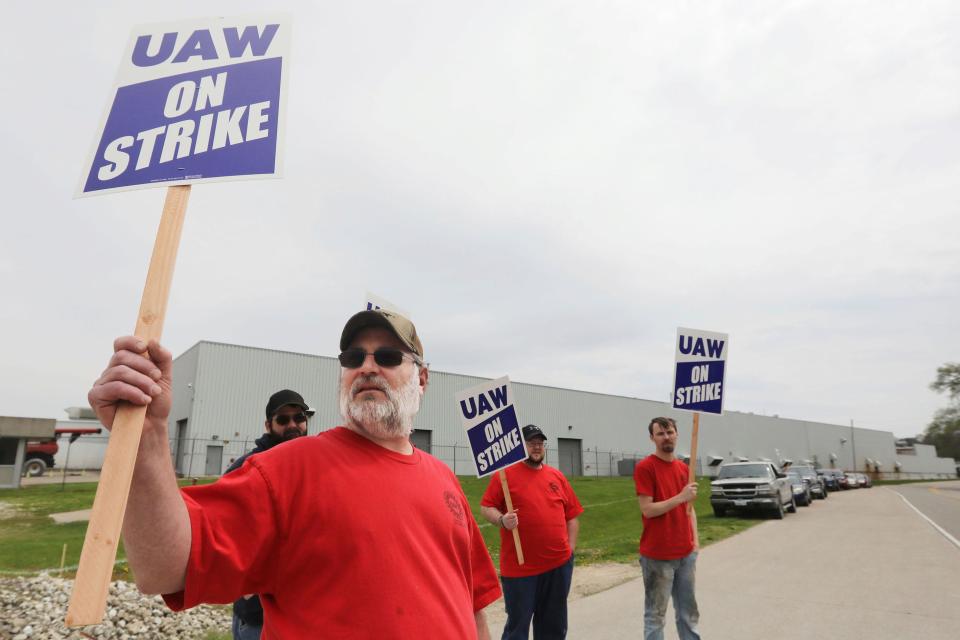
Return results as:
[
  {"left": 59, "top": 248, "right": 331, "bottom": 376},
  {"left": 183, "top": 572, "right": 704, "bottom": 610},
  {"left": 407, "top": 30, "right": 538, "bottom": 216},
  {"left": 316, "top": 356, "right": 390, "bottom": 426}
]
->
[{"left": 87, "top": 310, "right": 501, "bottom": 639}]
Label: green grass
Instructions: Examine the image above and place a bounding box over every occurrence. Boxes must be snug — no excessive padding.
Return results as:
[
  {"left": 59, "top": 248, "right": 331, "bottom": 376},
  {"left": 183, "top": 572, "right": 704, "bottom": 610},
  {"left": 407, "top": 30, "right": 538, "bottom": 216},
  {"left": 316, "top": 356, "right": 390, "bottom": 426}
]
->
[
  {"left": 0, "top": 479, "right": 216, "bottom": 576},
  {"left": 0, "top": 476, "right": 756, "bottom": 576},
  {"left": 872, "top": 478, "right": 956, "bottom": 486},
  {"left": 463, "top": 475, "right": 756, "bottom": 566}
]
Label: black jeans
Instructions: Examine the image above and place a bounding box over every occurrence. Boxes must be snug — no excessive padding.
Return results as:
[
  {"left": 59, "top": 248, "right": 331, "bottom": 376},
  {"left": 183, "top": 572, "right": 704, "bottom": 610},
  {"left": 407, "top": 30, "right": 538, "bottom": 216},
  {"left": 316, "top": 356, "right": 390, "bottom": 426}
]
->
[{"left": 500, "top": 555, "right": 575, "bottom": 640}]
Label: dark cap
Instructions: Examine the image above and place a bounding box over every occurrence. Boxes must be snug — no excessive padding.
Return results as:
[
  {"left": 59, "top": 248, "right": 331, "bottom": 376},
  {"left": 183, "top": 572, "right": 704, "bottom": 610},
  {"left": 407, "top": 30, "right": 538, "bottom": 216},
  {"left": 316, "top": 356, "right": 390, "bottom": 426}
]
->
[
  {"left": 340, "top": 309, "right": 424, "bottom": 360},
  {"left": 265, "top": 389, "right": 310, "bottom": 419},
  {"left": 522, "top": 424, "right": 547, "bottom": 441}
]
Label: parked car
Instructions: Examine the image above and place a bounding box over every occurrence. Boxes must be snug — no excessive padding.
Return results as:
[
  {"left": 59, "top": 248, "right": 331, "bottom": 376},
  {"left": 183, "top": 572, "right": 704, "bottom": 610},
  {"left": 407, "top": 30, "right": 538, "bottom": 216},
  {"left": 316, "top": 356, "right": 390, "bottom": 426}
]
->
[
  {"left": 710, "top": 461, "right": 795, "bottom": 519},
  {"left": 817, "top": 469, "right": 841, "bottom": 492},
  {"left": 786, "top": 470, "right": 813, "bottom": 506},
  {"left": 844, "top": 472, "right": 860, "bottom": 489},
  {"left": 790, "top": 465, "right": 827, "bottom": 499},
  {"left": 855, "top": 472, "right": 872, "bottom": 488},
  {"left": 833, "top": 471, "right": 851, "bottom": 489}
]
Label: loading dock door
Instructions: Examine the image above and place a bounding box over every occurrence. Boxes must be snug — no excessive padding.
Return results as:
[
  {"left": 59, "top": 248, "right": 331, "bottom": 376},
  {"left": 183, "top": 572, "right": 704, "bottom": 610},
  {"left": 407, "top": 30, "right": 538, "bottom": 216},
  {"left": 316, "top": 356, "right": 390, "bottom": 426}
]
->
[
  {"left": 557, "top": 438, "right": 582, "bottom": 477},
  {"left": 204, "top": 445, "right": 223, "bottom": 476},
  {"left": 174, "top": 419, "right": 188, "bottom": 474},
  {"left": 411, "top": 429, "right": 432, "bottom": 454}
]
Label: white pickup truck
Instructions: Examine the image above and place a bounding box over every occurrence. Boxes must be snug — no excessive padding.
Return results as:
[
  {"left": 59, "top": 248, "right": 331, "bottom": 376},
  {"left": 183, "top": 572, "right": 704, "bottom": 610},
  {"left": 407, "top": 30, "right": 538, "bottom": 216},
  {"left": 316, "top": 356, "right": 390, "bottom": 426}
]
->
[{"left": 710, "top": 461, "right": 795, "bottom": 519}]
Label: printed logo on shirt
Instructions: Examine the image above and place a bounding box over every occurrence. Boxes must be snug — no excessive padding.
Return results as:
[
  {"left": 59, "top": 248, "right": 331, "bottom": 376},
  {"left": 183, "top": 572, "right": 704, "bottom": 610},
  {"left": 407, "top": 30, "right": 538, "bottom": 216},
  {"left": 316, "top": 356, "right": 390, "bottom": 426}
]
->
[
  {"left": 548, "top": 481, "right": 561, "bottom": 496},
  {"left": 443, "top": 490, "right": 466, "bottom": 528}
]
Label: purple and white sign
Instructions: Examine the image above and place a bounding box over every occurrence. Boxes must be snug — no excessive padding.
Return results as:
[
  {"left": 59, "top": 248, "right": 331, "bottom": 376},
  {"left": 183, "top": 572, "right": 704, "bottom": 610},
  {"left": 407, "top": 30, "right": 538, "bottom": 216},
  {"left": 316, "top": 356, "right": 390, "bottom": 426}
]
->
[
  {"left": 78, "top": 15, "right": 290, "bottom": 197},
  {"left": 672, "top": 327, "right": 729, "bottom": 415},
  {"left": 456, "top": 376, "right": 528, "bottom": 478}
]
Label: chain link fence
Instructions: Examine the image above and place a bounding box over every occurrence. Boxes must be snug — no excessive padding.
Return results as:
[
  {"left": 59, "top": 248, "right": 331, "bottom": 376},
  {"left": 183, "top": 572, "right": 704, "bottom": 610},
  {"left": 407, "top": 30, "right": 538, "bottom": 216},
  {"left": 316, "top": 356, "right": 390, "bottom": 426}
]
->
[{"left": 168, "top": 437, "right": 649, "bottom": 478}]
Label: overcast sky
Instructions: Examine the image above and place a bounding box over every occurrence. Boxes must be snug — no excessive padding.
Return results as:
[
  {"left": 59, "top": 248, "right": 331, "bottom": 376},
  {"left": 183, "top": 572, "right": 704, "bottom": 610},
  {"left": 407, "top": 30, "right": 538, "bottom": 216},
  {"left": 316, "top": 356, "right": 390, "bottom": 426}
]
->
[{"left": 2, "top": 1, "right": 957, "bottom": 439}]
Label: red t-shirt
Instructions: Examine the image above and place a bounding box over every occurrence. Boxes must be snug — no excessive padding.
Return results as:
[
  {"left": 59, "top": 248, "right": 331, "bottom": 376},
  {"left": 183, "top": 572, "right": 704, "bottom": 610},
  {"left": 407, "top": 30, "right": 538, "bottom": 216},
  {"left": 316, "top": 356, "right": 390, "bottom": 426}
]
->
[
  {"left": 634, "top": 454, "right": 694, "bottom": 560},
  {"left": 162, "top": 427, "right": 501, "bottom": 639},
  {"left": 481, "top": 463, "right": 583, "bottom": 578}
]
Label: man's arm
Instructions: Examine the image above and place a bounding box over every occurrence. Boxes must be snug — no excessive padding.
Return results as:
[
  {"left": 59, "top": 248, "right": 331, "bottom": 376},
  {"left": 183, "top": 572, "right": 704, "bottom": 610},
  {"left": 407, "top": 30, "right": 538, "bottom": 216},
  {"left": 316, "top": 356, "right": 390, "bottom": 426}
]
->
[
  {"left": 480, "top": 505, "right": 518, "bottom": 530},
  {"left": 636, "top": 482, "right": 697, "bottom": 518},
  {"left": 88, "top": 337, "right": 191, "bottom": 595},
  {"left": 566, "top": 516, "right": 580, "bottom": 553},
  {"left": 475, "top": 609, "right": 491, "bottom": 640}
]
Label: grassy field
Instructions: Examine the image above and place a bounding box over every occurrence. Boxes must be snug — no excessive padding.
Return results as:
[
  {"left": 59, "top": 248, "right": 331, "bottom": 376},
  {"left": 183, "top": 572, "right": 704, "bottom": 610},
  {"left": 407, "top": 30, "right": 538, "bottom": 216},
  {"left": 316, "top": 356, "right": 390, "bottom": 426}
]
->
[
  {"left": 463, "top": 475, "right": 758, "bottom": 566},
  {"left": 0, "top": 479, "right": 217, "bottom": 577},
  {"left": 873, "top": 478, "right": 956, "bottom": 486},
  {"left": 0, "top": 475, "right": 756, "bottom": 576}
]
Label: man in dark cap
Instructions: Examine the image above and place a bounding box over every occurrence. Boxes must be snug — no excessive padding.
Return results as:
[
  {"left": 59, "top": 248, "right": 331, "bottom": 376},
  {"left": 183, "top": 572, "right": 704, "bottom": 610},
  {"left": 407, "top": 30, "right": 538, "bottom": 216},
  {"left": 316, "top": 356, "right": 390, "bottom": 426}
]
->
[
  {"left": 225, "top": 389, "right": 312, "bottom": 640},
  {"left": 480, "top": 424, "right": 583, "bottom": 639},
  {"left": 87, "top": 310, "right": 501, "bottom": 639}
]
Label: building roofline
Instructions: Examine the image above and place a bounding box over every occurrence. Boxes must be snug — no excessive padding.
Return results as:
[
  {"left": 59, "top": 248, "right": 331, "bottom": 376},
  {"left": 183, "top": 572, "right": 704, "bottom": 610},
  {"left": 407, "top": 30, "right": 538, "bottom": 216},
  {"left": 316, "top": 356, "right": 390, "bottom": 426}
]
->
[{"left": 174, "top": 340, "right": 892, "bottom": 434}]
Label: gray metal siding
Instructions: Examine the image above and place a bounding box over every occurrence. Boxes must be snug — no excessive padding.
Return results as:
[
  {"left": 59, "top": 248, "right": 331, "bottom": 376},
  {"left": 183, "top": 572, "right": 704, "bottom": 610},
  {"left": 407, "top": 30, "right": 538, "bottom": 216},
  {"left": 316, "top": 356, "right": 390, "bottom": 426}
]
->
[{"left": 170, "top": 341, "right": 956, "bottom": 478}]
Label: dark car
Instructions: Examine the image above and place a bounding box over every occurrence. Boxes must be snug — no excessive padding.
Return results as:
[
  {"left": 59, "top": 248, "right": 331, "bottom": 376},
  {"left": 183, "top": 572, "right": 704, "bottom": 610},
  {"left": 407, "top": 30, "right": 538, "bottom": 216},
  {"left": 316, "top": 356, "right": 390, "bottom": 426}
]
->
[
  {"left": 818, "top": 469, "right": 844, "bottom": 491},
  {"left": 791, "top": 465, "right": 827, "bottom": 499},
  {"left": 786, "top": 470, "right": 813, "bottom": 506}
]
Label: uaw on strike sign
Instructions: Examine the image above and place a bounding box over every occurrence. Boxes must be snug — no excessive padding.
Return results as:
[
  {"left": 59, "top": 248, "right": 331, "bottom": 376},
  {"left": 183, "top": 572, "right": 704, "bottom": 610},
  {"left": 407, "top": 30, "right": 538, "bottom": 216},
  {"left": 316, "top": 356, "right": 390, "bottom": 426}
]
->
[
  {"left": 457, "top": 376, "right": 527, "bottom": 477},
  {"left": 672, "top": 327, "right": 729, "bottom": 415},
  {"left": 78, "top": 15, "right": 290, "bottom": 196}
]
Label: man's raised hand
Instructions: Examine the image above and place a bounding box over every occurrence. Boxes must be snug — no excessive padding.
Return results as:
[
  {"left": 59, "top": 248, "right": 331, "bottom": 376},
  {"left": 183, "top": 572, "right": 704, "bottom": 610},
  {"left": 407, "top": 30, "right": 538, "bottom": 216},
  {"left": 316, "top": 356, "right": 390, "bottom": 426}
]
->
[{"left": 88, "top": 337, "right": 173, "bottom": 429}]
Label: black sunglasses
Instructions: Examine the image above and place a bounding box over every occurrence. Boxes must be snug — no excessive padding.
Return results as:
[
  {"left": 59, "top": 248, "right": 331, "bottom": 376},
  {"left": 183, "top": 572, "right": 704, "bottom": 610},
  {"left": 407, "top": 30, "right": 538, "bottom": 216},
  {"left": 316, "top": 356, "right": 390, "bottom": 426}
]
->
[
  {"left": 338, "top": 347, "right": 418, "bottom": 369},
  {"left": 274, "top": 413, "right": 308, "bottom": 426}
]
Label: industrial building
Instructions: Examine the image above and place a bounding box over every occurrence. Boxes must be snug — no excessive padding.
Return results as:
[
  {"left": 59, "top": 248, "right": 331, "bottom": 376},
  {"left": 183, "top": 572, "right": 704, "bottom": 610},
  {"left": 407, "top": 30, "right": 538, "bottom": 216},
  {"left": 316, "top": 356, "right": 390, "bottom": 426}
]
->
[
  {"left": 154, "top": 341, "right": 956, "bottom": 480},
  {"left": 0, "top": 416, "right": 55, "bottom": 488}
]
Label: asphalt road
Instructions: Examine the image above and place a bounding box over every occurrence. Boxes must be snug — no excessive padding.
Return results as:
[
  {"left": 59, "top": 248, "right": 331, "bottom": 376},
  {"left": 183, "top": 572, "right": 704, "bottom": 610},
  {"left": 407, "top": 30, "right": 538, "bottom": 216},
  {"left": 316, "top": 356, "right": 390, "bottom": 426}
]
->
[
  {"left": 887, "top": 480, "right": 960, "bottom": 544},
  {"left": 567, "top": 482, "right": 960, "bottom": 639}
]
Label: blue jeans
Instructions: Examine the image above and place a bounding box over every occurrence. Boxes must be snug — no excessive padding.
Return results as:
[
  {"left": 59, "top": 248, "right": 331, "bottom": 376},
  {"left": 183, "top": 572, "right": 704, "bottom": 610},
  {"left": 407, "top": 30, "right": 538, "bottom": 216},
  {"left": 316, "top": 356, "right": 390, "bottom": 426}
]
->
[
  {"left": 232, "top": 613, "right": 262, "bottom": 640},
  {"left": 500, "top": 555, "right": 575, "bottom": 639},
  {"left": 640, "top": 551, "right": 700, "bottom": 640}
]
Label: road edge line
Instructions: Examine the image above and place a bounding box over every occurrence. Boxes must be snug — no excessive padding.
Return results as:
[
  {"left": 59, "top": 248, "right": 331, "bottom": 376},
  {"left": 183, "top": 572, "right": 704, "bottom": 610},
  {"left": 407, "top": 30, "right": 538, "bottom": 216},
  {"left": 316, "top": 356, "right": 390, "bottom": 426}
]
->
[{"left": 888, "top": 488, "right": 960, "bottom": 551}]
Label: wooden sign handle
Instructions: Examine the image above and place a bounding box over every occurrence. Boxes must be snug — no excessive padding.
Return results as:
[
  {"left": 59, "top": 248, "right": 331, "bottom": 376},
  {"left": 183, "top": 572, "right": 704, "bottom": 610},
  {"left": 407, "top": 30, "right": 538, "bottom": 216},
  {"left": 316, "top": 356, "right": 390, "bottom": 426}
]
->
[
  {"left": 687, "top": 411, "right": 700, "bottom": 484},
  {"left": 66, "top": 186, "right": 190, "bottom": 627},
  {"left": 686, "top": 412, "right": 700, "bottom": 517},
  {"left": 499, "top": 470, "right": 524, "bottom": 565}
]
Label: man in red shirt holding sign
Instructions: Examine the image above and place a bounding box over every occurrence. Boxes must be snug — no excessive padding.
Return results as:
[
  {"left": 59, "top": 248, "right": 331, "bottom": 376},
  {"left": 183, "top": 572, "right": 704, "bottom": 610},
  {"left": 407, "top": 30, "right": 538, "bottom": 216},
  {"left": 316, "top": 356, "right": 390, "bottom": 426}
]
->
[
  {"left": 634, "top": 417, "right": 701, "bottom": 640},
  {"left": 481, "top": 424, "right": 583, "bottom": 639},
  {"left": 86, "top": 310, "right": 501, "bottom": 639}
]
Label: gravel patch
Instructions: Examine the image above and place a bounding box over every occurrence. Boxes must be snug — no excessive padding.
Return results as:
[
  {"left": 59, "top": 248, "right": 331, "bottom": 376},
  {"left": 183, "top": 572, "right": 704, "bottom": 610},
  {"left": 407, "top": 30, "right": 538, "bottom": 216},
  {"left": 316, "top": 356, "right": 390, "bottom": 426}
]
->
[{"left": 0, "top": 575, "right": 230, "bottom": 639}]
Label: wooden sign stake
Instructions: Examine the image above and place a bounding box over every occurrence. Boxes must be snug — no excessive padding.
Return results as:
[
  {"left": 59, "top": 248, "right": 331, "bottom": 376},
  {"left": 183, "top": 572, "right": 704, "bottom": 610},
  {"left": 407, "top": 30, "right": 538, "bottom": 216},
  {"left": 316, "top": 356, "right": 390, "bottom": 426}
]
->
[
  {"left": 687, "top": 412, "right": 700, "bottom": 516},
  {"left": 498, "top": 470, "right": 525, "bottom": 565},
  {"left": 687, "top": 411, "right": 700, "bottom": 484},
  {"left": 66, "top": 185, "right": 190, "bottom": 627}
]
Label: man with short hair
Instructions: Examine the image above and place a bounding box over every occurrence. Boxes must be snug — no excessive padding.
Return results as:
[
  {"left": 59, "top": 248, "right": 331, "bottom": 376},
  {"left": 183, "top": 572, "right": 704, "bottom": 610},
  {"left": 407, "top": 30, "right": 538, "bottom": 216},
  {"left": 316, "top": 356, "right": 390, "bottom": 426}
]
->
[
  {"left": 480, "top": 424, "right": 583, "bottom": 639},
  {"left": 635, "top": 416, "right": 700, "bottom": 640},
  {"left": 226, "top": 389, "right": 312, "bottom": 640},
  {"left": 87, "top": 310, "right": 501, "bottom": 639}
]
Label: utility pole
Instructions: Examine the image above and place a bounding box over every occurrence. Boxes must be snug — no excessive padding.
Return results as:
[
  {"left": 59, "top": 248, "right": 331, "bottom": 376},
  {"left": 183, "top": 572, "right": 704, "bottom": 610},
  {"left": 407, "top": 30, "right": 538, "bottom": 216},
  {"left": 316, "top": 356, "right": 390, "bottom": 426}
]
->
[{"left": 850, "top": 419, "right": 857, "bottom": 472}]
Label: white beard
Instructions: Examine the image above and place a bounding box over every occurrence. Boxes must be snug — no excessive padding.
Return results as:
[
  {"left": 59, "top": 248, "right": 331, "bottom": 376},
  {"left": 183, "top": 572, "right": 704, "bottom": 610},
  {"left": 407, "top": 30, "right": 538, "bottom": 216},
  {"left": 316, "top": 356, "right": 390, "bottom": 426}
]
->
[{"left": 339, "top": 367, "right": 422, "bottom": 439}]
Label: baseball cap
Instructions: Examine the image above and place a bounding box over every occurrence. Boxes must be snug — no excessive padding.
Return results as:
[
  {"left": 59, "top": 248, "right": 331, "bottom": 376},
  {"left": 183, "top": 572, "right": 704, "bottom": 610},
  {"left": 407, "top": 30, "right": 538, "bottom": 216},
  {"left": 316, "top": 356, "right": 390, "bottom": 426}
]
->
[
  {"left": 340, "top": 309, "right": 424, "bottom": 360},
  {"left": 265, "top": 389, "right": 310, "bottom": 419},
  {"left": 522, "top": 424, "right": 547, "bottom": 441}
]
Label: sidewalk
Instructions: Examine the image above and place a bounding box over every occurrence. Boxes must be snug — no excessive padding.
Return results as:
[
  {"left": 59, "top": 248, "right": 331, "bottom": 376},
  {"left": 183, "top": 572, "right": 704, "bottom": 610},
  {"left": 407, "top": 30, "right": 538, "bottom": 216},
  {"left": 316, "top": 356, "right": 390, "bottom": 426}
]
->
[
  {"left": 20, "top": 470, "right": 101, "bottom": 487},
  {"left": 567, "top": 484, "right": 960, "bottom": 639}
]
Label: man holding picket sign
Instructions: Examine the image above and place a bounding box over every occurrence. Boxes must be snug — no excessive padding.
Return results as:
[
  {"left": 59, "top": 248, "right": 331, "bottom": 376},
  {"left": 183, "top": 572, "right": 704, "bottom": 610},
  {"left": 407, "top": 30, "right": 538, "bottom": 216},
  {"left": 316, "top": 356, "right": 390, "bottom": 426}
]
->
[
  {"left": 85, "top": 309, "right": 501, "bottom": 638},
  {"left": 481, "top": 425, "right": 583, "bottom": 640},
  {"left": 635, "top": 416, "right": 700, "bottom": 640},
  {"left": 633, "top": 327, "right": 728, "bottom": 640},
  {"left": 67, "top": 15, "right": 295, "bottom": 627}
]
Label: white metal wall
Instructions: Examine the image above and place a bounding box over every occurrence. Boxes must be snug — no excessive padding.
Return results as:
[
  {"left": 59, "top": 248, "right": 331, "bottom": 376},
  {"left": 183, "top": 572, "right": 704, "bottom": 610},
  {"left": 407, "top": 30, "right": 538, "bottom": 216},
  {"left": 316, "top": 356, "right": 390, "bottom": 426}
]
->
[{"left": 169, "top": 341, "right": 957, "bottom": 478}]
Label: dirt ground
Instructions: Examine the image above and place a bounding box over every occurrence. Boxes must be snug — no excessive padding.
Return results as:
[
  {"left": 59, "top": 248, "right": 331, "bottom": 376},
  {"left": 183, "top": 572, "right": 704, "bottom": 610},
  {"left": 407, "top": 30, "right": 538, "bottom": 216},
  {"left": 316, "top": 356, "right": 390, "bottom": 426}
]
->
[{"left": 485, "top": 561, "right": 641, "bottom": 629}]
